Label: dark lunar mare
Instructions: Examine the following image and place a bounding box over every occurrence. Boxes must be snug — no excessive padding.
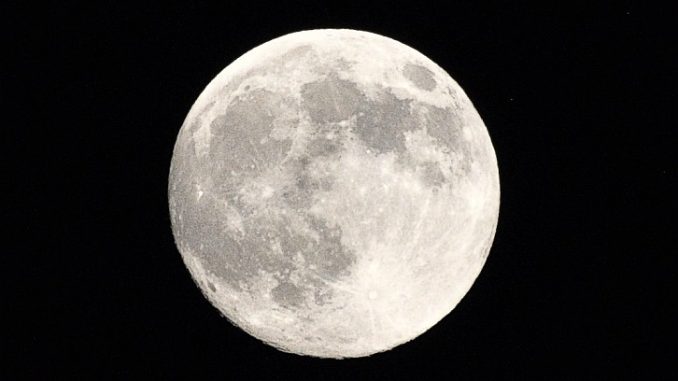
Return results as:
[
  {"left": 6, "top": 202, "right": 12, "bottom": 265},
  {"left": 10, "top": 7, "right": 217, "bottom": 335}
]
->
[{"left": 169, "top": 78, "right": 359, "bottom": 309}]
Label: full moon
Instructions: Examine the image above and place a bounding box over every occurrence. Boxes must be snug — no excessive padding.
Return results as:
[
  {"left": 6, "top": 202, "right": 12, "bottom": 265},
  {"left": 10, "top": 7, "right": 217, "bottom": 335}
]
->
[{"left": 168, "top": 29, "right": 500, "bottom": 358}]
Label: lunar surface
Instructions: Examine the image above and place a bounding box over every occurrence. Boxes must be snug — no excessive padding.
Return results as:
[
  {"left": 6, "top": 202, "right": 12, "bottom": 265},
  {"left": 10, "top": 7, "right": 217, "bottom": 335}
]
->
[{"left": 168, "top": 29, "right": 500, "bottom": 358}]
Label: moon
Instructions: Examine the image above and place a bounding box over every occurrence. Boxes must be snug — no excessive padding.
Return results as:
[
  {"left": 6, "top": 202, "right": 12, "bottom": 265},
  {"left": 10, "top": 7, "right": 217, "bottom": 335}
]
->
[{"left": 168, "top": 29, "right": 500, "bottom": 358}]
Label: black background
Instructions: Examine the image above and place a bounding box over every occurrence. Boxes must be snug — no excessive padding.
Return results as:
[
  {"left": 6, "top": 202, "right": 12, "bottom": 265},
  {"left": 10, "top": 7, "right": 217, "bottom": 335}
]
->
[{"left": 6, "top": 1, "right": 674, "bottom": 379}]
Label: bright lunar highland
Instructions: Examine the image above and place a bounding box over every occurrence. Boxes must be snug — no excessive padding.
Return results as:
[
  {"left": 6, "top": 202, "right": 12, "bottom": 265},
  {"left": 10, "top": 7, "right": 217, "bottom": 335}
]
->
[{"left": 169, "top": 29, "right": 500, "bottom": 358}]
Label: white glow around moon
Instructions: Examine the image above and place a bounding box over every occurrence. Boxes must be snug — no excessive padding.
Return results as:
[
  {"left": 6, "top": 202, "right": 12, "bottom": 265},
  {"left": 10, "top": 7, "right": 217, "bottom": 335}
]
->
[{"left": 168, "top": 29, "right": 500, "bottom": 358}]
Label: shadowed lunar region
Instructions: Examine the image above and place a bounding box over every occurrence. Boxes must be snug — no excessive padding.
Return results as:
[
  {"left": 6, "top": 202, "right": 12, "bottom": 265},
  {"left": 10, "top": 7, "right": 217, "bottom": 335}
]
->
[{"left": 168, "top": 29, "right": 500, "bottom": 358}]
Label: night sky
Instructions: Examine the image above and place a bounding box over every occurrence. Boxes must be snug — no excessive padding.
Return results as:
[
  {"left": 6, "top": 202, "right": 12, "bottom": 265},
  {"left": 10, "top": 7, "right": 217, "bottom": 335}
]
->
[{"left": 6, "top": 1, "right": 673, "bottom": 379}]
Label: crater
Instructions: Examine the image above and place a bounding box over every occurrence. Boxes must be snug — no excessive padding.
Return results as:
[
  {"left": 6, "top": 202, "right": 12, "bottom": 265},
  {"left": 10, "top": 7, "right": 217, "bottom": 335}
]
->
[
  {"left": 403, "top": 63, "right": 436, "bottom": 91},
  {"left": 207, "top": 281, "right": 216, "bottom": 292}
]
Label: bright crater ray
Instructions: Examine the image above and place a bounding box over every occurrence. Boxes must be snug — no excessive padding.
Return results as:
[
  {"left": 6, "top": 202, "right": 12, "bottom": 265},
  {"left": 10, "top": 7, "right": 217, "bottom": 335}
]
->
[{"left": 168, "top": 29, "right": 500, "bottom": 358}]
